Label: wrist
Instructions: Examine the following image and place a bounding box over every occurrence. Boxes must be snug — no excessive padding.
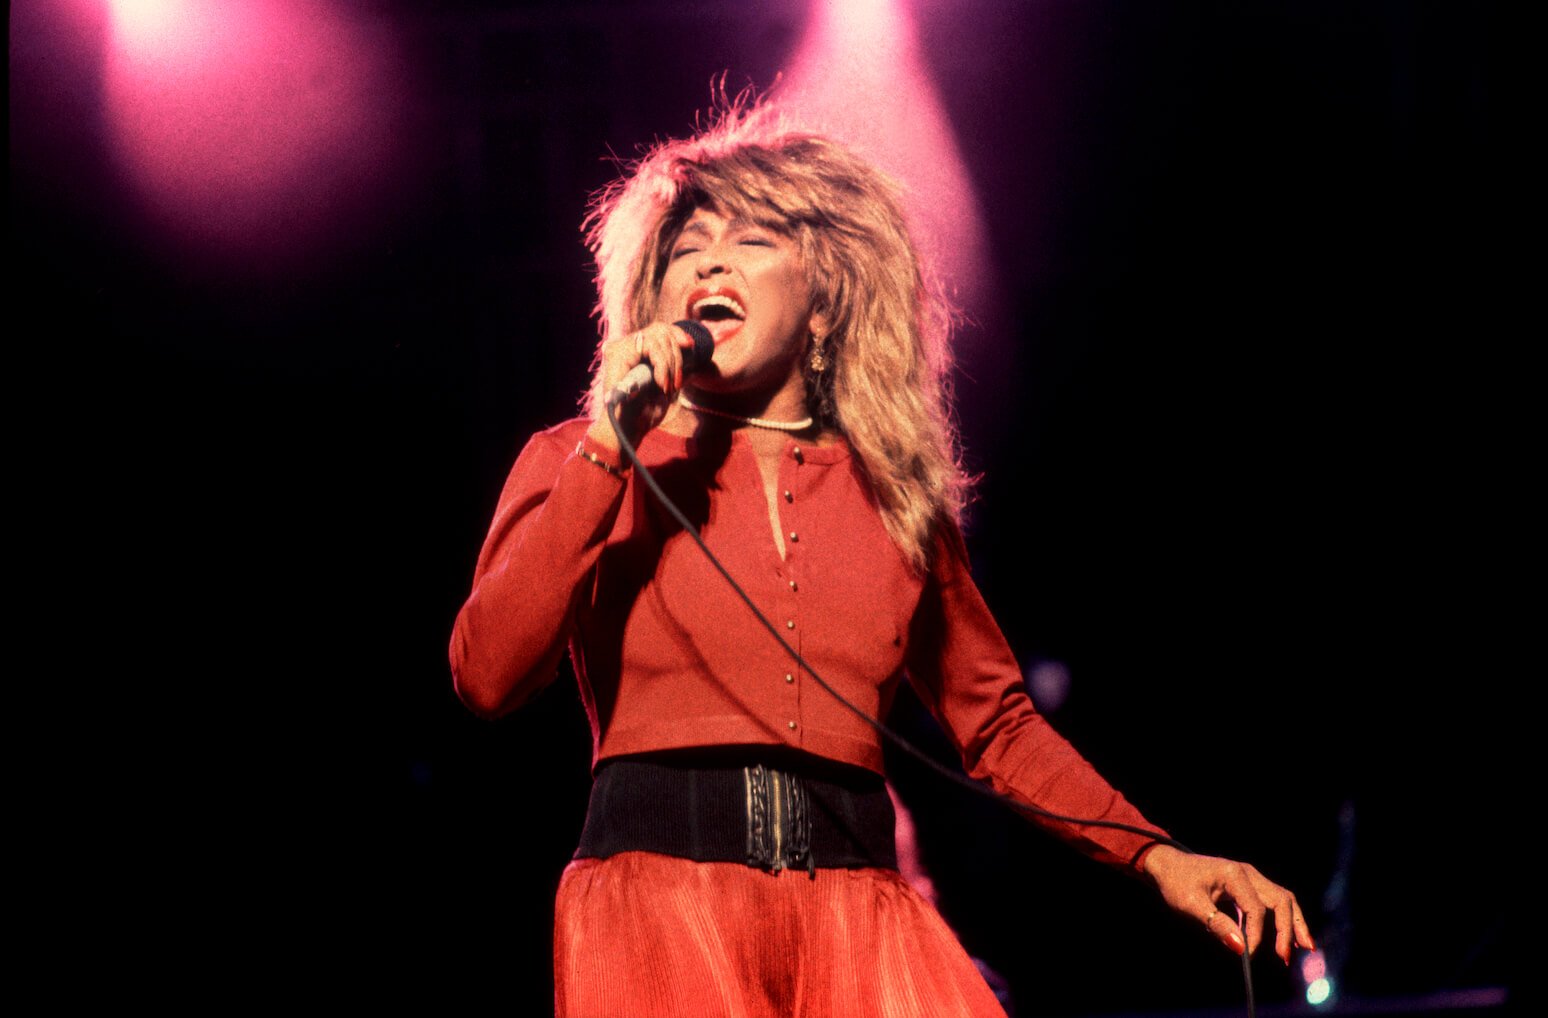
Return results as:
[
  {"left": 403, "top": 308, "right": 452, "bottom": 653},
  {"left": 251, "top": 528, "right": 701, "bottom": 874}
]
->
[
  {"left": 1138, "top": 843, "right": 1184, "bottom": 881},
  {"left": 585, "top": 416, "right": 622, "bottom": 455},
  {"left": 575, "top": 430, "right": 629, "bottom": 479}
]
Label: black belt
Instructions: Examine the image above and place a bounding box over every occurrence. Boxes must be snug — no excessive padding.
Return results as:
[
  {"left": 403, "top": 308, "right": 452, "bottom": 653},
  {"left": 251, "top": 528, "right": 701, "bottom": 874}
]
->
[{"left": 574, "top": 748, "right": 898, "bottom": 876}]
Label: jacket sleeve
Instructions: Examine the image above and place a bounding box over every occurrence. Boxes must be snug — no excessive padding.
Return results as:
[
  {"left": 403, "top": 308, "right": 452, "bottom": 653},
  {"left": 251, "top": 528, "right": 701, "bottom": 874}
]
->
[
  {"left": 904, "top": 521, "right": 1167, "bottom": 870},
  {"left": 449, "top": 423, "right": 628, "bottom": 718}
]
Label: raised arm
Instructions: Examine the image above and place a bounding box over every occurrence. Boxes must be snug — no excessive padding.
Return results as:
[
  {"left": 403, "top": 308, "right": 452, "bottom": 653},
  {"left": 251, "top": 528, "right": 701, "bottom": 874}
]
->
[
  {"left": 450, "top": 321, "right": 703, "bottom": 718},
  {"left": 449, "top": 422, "right": 628, "bottom": 718}
]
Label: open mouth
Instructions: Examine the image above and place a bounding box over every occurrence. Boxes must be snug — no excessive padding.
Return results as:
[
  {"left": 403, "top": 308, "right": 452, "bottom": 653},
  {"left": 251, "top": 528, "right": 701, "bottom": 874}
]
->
[{"left": 685, "top": 287, "right": 746, "bottom": 345}]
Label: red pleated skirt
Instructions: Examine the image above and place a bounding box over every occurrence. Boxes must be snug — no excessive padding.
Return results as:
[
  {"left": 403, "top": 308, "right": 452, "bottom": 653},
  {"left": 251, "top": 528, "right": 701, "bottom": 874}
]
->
[{"left": 554, "top": 851, "right": 1007, "bottom": 1017}]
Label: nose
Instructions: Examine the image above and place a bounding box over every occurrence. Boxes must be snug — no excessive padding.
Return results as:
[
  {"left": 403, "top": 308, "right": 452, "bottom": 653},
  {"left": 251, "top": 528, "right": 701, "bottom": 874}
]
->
[{"left": 694, "top": 244, "right": 729, "bottom": 280}]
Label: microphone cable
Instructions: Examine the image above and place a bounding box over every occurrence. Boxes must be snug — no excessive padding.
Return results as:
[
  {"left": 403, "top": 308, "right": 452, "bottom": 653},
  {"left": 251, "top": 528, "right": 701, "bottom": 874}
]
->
[{"left": 605, "top": 397, "right": 1258, "bottom": 1017}]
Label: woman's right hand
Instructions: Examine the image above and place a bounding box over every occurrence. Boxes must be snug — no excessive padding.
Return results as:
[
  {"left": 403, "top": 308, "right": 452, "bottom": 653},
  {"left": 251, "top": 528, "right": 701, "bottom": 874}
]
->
[{"left": 586, "top": 322, "right": 701, "bottom": 454}]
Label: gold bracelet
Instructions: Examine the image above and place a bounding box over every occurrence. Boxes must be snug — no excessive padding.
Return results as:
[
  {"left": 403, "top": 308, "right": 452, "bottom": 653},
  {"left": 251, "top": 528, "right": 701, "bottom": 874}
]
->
[{"left": 575, "top": 440, "right": 628, "bottom": 478}]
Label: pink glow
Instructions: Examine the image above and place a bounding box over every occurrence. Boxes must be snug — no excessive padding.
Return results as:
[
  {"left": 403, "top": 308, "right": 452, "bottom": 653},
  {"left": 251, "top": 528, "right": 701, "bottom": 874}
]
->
[
  {"left": 776, "top": 0, "right": 994, "bottom": 320},
  {"left": 1027, "top": 659, "right": 1072, "bottom": 712},
  {"left": 887, "top": 782, "right": 938, "bottom": 905},
  {"left": 108, "top": 0, "right": 191, "bottom": 51},
  {"left": 103, "top": 1, "right": 408, "bottom": 273}
]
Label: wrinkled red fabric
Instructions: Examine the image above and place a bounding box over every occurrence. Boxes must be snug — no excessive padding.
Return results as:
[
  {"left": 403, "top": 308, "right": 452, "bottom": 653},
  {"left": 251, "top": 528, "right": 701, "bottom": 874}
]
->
[{"left": 555, "top": 852, "right": 1007, "bottom": 1018}]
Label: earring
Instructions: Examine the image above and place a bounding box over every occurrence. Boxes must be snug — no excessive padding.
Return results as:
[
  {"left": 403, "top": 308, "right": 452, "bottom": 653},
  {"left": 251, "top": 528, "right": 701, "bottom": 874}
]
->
[{"left": 809, "top": 334, "right": 827, "bottom": 373}]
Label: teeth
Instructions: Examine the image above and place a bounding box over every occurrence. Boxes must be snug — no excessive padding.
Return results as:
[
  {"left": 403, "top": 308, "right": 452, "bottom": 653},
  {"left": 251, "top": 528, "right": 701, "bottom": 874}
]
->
[{"left": 692, "top": 294, "right": 746, "bottom": 319}]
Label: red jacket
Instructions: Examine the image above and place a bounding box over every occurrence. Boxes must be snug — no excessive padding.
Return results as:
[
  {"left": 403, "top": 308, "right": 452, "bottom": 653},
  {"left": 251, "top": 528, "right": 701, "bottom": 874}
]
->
[{"left": 450, "top": 418, "right": 1165, "bottom": 868}]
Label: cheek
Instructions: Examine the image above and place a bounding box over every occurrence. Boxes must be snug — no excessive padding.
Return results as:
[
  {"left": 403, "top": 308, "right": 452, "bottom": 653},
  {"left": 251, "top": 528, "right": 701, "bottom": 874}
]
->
[
  {"left": 656, "top": 268, "right": 690, "bottom": 316},
  {"left": 777, "top": 268, "right": 816, "bottom": 329}
]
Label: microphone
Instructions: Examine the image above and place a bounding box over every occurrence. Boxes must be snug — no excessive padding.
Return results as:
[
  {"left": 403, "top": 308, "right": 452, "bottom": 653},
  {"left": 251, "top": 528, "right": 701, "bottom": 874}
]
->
[{"left": 605, "top": 320, "right": 715, "bottom": 409}]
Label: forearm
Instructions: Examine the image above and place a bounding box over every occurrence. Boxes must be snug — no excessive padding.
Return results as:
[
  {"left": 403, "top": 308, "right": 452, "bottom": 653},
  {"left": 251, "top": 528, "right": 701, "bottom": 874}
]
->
[
  {"left": 449, "top": 429, "right": 628, "bottom": 717},
  {"left": 967, "top": 708, "right": 1167, "bottom": 868},
  {"left": 910, "top": 522, "right": 1167, "bottom": 869}
]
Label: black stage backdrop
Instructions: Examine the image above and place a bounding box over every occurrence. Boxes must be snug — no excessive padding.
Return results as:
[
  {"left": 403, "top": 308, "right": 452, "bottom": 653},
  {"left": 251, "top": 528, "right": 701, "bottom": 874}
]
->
[{"left": 13, "top": 2, "right": 1509, "bottom": 1013}]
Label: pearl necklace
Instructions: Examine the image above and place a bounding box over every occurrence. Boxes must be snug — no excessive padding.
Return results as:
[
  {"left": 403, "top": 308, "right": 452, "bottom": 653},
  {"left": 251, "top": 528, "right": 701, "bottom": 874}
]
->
[{"left": 677, "top": 394, "right": 814, "bottom": 432}]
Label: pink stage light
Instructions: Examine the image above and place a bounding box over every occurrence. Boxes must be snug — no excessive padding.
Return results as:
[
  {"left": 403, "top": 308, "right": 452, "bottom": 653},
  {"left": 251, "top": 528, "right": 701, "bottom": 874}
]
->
[
  {"left": 776, "top": 0, "right": 994, "bottom": 326},
  {"left": 102, "top": 1, "right": 409, "bottom": 274}
]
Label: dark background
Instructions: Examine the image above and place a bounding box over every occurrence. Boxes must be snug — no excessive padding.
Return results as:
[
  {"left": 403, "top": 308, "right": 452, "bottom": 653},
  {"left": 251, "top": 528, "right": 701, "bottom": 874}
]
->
[{"left": 13, "top": 1, "right": 1508, "bottom": 1013}]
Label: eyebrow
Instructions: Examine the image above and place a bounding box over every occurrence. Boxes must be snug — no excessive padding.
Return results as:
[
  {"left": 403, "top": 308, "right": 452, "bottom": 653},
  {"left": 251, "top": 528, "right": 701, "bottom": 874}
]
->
[{"left": 676, "top": 214, "right": 775, "bottom": 240}]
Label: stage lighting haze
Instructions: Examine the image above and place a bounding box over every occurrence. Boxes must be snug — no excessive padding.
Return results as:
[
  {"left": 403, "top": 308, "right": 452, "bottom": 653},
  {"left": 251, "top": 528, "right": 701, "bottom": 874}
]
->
[
  {"left": 778, "top": 0, "right": 993, "bottom": 320},
  {"left": 103, "top": 0, "right": 409, "bottom": 273}
]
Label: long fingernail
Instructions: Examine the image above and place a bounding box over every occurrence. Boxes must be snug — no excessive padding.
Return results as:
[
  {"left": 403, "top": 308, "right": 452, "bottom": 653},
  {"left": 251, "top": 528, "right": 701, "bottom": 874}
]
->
[{"left": 1229, "top": 931, "right": 1245, "bottom": 955}]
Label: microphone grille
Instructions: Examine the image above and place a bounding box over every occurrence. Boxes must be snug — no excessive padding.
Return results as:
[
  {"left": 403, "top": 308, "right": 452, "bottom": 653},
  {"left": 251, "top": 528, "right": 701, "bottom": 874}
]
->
[{"left": 672, "top": 320, "right": 714, "bottom": 370}]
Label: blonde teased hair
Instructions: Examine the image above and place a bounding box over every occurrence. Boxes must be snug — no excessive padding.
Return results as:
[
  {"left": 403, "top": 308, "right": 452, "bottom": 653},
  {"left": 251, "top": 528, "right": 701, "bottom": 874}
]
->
[{"left": 584, "top": 104, "right": 970, "bottom": 572}]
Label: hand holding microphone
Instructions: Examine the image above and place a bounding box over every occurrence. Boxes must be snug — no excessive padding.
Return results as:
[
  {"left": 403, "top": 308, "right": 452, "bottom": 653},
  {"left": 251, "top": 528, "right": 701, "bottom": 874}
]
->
[
  {"left": 605, "top": 320, "right": 715, "bottom": 410},
  {"left": 587, "top": 320, "right": 714, "bottom": 454}
]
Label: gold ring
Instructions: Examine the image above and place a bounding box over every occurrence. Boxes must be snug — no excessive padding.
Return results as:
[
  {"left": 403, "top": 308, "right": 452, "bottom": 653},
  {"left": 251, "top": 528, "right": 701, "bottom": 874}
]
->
[{"left": 1204, "top": 910, "right": 1220, "bottom": 927}]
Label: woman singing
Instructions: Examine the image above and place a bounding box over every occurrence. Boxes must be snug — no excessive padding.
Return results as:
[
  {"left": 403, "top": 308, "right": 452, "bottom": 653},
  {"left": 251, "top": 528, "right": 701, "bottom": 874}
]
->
[{"left": 449, "top": 104, "right": 1313, "bottom": 1016}]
